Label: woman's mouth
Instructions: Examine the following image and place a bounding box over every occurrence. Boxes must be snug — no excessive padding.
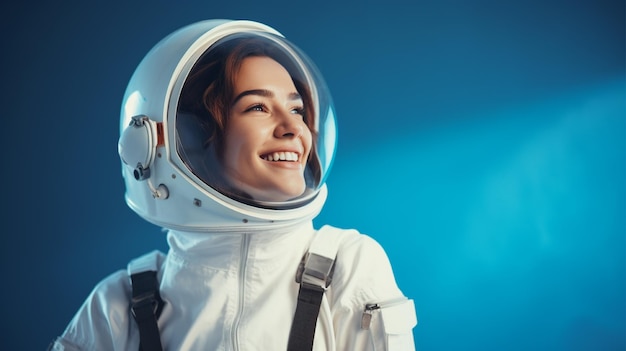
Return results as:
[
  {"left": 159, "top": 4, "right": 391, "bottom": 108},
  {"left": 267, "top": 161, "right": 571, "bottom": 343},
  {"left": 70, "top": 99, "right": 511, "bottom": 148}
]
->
[{"left": 260, "top": 151, "right": 300, "bottom": 162}]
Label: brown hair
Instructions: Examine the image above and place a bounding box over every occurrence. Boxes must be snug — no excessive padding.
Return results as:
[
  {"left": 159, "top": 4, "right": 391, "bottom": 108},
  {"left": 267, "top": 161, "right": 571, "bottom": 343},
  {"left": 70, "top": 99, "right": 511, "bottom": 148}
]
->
[{"left": 178, "top": 34, "right": 321, "bottom": 192}]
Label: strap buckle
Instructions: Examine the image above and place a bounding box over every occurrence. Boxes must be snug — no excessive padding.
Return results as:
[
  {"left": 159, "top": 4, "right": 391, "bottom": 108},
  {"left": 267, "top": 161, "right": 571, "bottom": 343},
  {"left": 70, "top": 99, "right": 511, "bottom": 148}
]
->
[
  {"left": 130, "top": 271, "right": 165, "bottom": 321},
  {"left": 295, "top": 252, "right": 336, "bottom": 291}
]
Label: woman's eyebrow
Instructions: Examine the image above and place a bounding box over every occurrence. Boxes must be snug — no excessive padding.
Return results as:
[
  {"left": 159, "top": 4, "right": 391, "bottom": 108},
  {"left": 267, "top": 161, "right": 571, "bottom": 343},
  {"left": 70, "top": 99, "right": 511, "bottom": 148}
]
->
[
  {"left": 288, "top": 92, "right": 302, "bottom": 101},
  {"left": 233, "top": 89, "right": 302, "bottom": 105}
]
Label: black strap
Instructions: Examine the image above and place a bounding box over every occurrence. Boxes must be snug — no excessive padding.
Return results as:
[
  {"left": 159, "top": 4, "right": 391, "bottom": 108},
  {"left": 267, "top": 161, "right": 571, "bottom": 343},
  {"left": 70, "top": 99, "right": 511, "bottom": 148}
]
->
[
  {"left": 287, "top": 284, "right": 325, "bottom": 351},
  {"left": 131, "top": 271, "right": 165, "bottom": 351}
]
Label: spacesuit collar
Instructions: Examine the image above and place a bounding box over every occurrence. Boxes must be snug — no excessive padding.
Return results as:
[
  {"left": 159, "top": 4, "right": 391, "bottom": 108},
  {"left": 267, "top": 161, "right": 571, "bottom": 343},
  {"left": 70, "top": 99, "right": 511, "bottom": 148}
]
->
[{"left": 166, "top": 220, "right": 315, "bottom": 256}]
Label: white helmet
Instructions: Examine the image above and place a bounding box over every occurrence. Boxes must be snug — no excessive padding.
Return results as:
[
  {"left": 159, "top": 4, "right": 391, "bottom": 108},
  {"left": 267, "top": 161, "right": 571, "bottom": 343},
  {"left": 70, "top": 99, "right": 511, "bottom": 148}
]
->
[{"left": 117, "top": 20, "right": 337, "bottom": 232}]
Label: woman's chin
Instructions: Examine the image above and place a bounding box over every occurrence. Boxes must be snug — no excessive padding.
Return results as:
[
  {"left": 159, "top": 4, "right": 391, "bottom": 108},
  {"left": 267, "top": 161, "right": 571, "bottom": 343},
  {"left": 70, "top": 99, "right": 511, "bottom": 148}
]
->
[
  {"left": 225, "top": 176, "right": 307, "bottom": 203},
  {"left": 262, "top": 190, "right": 306, "bottom": 203},
  {"left": 249, "top": 186, "right": 306, "bottom": 203}
]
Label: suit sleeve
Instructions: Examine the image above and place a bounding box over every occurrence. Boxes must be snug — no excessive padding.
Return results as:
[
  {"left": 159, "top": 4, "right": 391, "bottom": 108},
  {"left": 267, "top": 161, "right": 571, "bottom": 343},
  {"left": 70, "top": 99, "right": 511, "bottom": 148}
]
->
[
  {"left": 48, "top": 270, "right": 139, "bottom": 351},
  {"left": 329, "top": 232, "right": 417, "bottom": 351}
]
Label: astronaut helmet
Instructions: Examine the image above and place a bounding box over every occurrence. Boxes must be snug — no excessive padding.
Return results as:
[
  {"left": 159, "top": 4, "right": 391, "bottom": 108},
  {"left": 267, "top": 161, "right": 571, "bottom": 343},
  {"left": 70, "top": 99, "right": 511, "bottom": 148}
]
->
[{"left": 117, "top": 20, "right": 337, "bottom": 231}]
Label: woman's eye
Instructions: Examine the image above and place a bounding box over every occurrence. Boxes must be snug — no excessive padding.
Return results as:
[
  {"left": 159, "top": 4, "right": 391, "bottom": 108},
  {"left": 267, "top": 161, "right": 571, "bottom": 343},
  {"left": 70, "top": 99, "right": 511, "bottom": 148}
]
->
[
  {"left": 291, "top": 107, "right": 305, "bottom": 116},
  {"left": 246, "top": 104, "right": 266, "bottom": 112}
]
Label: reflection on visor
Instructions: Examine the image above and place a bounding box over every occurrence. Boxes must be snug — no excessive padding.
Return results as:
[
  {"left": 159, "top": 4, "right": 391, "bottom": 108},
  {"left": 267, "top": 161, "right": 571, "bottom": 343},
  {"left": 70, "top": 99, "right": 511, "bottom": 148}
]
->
[{"left": 175, "top": 32, "right": 335, "bottom": 210}]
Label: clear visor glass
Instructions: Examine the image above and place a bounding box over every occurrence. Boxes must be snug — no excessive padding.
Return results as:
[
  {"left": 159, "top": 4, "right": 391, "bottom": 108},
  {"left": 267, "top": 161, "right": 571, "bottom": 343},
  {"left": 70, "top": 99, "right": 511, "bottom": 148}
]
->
[{"left": 175, "top": 31, "right": 336, "bottom": 209}]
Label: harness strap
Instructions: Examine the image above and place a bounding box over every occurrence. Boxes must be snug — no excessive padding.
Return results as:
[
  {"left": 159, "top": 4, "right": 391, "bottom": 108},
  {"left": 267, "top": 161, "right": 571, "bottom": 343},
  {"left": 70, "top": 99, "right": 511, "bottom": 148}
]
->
[
  {"left": 288, "top": 225, "right": 343, "bottom": 351},
  {"left": 288, "top": 284, "right": 326, "bottom": 351},
  {"left": 128, "top": 252, "right": 165, "bottom": 351}
]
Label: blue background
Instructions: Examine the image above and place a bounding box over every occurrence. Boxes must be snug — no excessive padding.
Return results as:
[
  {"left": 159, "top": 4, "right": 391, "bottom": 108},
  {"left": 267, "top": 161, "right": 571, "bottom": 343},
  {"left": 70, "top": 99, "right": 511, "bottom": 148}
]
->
[{"left": 1, "top": 0, "right": 624, "bottom": 350}]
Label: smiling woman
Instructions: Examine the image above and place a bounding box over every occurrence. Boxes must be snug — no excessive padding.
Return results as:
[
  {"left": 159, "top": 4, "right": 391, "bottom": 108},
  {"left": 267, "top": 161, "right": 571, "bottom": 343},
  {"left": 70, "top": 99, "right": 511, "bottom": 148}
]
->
[
  {"left": 225, "top": 56, "right": 313, "bottom": 201},
  {"left": 49, "top": 19, "right": 416, "bottom": 351}
]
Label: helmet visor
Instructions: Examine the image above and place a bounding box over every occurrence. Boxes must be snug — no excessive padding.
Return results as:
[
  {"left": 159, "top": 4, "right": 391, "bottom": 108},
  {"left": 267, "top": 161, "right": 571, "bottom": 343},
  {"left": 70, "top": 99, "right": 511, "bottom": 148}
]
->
[{"left": 175, "top": 31, "right": 336, "bottom": 209}]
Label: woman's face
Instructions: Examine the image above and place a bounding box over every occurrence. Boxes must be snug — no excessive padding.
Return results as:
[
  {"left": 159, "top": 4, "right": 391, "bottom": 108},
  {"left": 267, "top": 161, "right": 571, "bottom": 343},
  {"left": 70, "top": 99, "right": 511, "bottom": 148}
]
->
[{"left": 222, "top": 56, "right": 313, "bottom": 202}]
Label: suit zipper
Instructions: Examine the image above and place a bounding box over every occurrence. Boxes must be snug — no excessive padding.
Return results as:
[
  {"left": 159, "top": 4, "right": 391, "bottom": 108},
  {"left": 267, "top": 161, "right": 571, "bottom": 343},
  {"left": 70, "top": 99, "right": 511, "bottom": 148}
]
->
[
  {"left": 231, "top": 233, "right": 250, "bottom": 351},
  {"left": 361, "top": 297, "right": 408, "bottom": 330}
]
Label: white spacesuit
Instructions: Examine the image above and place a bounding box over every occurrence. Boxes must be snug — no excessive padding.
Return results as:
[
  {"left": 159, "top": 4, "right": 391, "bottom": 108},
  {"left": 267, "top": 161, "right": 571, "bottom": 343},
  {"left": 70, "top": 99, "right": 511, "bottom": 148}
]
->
[{"left": 49, "top": 19, "right": 417, "bottom": 350}]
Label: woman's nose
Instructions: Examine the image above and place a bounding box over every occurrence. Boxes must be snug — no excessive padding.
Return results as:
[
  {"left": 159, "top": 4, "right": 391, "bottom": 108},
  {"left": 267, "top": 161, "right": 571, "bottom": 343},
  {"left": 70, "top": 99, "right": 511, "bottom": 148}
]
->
[{"left": 274, "top": 110, "right": 304, "bottom": 138}]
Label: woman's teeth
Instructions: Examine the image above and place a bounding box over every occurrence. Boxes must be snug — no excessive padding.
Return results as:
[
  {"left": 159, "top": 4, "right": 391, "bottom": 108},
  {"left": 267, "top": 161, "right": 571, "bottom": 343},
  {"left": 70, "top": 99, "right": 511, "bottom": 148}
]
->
[{"left": 262, "top": 151, "right": 299, "bottom": 162}]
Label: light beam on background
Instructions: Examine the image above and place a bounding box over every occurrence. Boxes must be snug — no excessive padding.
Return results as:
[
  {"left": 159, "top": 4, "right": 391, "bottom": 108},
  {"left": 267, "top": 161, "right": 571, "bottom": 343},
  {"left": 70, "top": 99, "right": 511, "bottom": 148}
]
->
[{"left": 315, "top": 77, "right": 626, "bottom": 350}]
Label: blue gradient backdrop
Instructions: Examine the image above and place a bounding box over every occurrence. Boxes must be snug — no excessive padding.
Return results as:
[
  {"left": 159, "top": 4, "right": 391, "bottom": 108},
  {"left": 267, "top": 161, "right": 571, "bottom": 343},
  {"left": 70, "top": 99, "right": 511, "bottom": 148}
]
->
[{"left": 1, "top": 1, "right": 624, "bottom": 350}]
